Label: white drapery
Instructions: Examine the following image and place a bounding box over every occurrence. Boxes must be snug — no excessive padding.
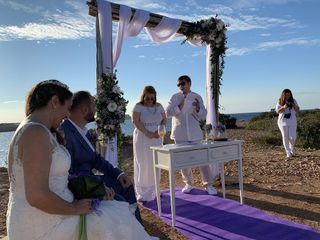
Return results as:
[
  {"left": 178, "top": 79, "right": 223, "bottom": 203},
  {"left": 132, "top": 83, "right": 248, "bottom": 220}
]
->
[
  {"left": 97, "top": 0, "right": 112, "bottom": 73},
  {"left": 97, "top": 1, "right": 218, "bottom": 176},
  {"left": 113, "top": 6, "right": 150, "bottom": 67},
  {"left": 97, "top": 0, "right": 118, "bottom": 167},
  {"left": 145, "top": 16, "right": 182, "bottom": 43},
  {"left": 205, "top": 46, "right": 219, "bottom": 178},
  {"left": 97, "top": 0, "right": 183, "bottom": 167},
  {"left": 187, "top": 39, "right": 219, "bottom": 178}
]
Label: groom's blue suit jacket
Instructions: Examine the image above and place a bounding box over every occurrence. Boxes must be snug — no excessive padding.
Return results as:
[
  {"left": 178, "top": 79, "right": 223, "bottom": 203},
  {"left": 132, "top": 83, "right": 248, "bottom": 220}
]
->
[{"left": 60, "top": 119, "right": 122, "bottom": 179}]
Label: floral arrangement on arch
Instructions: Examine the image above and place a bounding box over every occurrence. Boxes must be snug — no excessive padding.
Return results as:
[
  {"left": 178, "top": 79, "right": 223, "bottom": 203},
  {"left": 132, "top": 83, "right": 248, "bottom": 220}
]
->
[
  {"left": 87, "top": 128, "right": 98, "bottom": 147},
  {"left": 95, "top": 72, "right": 128, "bottom": 140},
  {"left": 183, "top": 15, "right": 228, "bottom": 113}
]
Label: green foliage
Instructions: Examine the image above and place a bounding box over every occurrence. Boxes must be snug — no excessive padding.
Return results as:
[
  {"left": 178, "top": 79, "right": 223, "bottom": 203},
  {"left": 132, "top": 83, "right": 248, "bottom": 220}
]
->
[
  {"left": 297, "top": 110, "right": 320, "bottom": 149},
  {"left": 117, "top": 130, "right": 124, "bottom": 170},
  {"left": 182, "top": 16, "right": 228, "bottom": 114},
  {"left": 250, "top": 111, "right": 278, "bottom": 122},
  {"left": 247, "top": 109, "right": 320, "bottom": 149},
  {"left": 199, "top": 113, "right": 236, "bottom": 131},
  {"left": 246, "top": 118, "right": 278, "bottom": 131},
  {"left": 246, "top": 111, "right": 278, "bottom": 131},
  {"left": 96, "top": 72, "right": 128, "bottom": 140},
  {"left": 251, "top": 133, "right": 282, "bottom": 146},
  {"left": 219, "top": 114, "right": 237, "bottom": 129}
]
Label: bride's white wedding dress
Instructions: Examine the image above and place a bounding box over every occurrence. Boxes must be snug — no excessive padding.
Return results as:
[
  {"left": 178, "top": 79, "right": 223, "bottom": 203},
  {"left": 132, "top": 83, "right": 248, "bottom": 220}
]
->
[{"left": 6, "top": 122, "right": 150, "bottom": 240}]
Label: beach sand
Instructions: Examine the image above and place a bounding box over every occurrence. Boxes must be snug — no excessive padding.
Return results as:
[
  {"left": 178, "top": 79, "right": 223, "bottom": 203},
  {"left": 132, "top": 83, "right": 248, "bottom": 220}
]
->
[{"left": 1, "top": 127, "right": 320, "bottom": 239}]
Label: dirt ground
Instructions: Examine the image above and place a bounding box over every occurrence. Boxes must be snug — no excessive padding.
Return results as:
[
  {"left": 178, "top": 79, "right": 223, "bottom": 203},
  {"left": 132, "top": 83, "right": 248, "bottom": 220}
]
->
[{"left": 1, "top": 127, "right": 320, "bottom": 239}]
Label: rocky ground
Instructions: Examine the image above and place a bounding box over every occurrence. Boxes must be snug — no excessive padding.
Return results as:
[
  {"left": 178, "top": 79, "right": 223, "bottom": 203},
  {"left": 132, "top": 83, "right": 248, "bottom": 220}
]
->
[{"left": 1, "top": 127, "right": 320, "bottom": 239}]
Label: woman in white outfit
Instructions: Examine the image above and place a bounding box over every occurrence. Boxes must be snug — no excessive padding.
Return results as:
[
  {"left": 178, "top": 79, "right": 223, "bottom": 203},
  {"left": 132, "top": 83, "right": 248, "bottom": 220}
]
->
[
  {"left": 132, "top": 86, "right": 166, "bottom": 202},
  {"left": 6, "top": 80, "right": 151, "bottom": 240},
  {"left": 275, "top": 89, "right": 300, "bottom": 158}
]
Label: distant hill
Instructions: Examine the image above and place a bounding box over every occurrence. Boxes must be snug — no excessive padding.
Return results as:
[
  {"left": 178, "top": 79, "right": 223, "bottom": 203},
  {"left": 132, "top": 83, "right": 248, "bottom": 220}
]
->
[{"left": 0, "top": 123, "right": 19, "bottom": 132}]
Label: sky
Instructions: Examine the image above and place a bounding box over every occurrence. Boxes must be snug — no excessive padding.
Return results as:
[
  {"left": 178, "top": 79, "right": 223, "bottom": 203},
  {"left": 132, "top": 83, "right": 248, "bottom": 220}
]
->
[{"left": 0, "top": 0, "right": 319, "bottom": 123}]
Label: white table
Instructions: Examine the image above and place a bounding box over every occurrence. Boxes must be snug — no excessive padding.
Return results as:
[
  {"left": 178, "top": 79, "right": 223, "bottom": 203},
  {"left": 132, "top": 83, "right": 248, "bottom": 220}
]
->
[{"left": 151, "top": 140, "right": 244, "bottom": 226}]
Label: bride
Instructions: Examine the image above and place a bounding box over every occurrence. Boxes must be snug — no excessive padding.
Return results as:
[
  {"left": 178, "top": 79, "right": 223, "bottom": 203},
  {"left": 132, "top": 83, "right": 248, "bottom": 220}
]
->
[{"left": 6, "top": 80, "right": 150, "bottom": 239}]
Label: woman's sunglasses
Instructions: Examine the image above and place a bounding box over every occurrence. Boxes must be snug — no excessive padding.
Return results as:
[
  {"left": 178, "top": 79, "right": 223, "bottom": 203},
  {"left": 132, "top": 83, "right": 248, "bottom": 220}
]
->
[
  {"left": 144, "top": 97, "right": 155, "bottom": 101},
  {"left": 177, "top": 81, "right": 186, "bottom": 87}
]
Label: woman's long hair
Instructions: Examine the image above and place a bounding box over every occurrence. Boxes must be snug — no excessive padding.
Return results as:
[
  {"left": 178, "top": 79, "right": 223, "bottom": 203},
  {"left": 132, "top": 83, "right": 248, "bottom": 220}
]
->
[
  {"left": 279, "top": 89, "right": 294, "bottom": 106},
  {"left": 25, "top": 80, "right": 73, "bottom": 144},
  {"left": 25, "top": 80, "right": 72, "bottom": 115},
  {"left": 139, "top": 86, "right": 157, "bottom": 105}
]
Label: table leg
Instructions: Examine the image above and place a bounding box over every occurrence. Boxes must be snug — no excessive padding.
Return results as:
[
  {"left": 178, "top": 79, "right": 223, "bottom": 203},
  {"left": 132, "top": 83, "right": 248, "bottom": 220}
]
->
[
  {"left": 169, "top": 169, "right": 176, "bottom": 226},
  {"left": 238, "top": 158, "right": 244, "bottom": 204},
  {"left": 154, "top": 167, "right": 162, "bottom": 216},
  {"left": 220, "top": 162, "right": 226, "bottom": 198},
  {"left": 153, "top": 150, "right": 162, "bottom": 217}
]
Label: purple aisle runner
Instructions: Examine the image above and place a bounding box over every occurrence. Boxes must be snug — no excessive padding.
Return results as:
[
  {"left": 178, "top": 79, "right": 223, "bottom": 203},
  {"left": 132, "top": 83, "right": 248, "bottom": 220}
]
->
[{"left": 144, "top": 188, "right": 320, "bottom": 240}]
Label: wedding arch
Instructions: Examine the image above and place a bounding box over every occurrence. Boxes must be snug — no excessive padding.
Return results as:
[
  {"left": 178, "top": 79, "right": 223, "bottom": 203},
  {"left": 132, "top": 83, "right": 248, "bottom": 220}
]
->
[{"left": 86, "top": 0, "right": 227, "bottom": 167}]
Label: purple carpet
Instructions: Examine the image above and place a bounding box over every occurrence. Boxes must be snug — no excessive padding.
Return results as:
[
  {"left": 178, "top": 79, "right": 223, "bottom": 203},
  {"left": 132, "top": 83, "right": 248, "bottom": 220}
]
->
[{"left": 143, "top": 188, "right": 320, "bottom": 240}]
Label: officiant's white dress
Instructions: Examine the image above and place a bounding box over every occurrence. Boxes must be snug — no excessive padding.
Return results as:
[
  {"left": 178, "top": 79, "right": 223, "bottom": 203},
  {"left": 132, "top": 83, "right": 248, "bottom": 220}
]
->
[
  {"left": 133, "top": 103, "right": 164, "bottom": 201},
  {"left": 6, "top": 122, "right": 150, "bottom": 240}
]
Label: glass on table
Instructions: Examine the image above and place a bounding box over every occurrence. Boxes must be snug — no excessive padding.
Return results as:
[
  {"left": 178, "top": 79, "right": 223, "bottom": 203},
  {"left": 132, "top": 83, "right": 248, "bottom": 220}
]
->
[
  {"left": 204, "top": 125, "right": 215, "bottom": 143},
  {"left": 158, "top": 124, "right": 166, "bottom": 146}
]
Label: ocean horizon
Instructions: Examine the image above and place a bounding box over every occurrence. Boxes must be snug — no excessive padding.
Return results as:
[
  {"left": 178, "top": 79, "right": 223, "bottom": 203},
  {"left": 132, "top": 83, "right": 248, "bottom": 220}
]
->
[{"left": 0, "top": 111, "right": 264, "bottom": 167}]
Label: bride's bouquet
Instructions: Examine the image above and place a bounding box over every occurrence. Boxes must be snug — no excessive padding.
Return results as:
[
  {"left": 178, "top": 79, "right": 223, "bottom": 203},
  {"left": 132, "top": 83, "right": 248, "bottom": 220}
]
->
[{"left": 68, "top": 174, "right": 106, "bottom": 240}]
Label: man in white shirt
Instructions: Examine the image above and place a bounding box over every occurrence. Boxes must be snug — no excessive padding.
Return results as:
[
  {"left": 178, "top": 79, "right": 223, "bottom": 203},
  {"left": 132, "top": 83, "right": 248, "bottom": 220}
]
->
[{"left": 166, "top": 75, "right": 217, "bottom": 195}]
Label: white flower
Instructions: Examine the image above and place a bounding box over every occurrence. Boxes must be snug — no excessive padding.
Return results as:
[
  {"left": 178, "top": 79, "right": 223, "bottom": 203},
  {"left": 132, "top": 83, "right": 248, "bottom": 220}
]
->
[
  {"left": 112, "top": 85, "right": 121, "bottom": 94},
  {"left": 105, "top": 124, "right": 115, "bottom": 130},
  {"left": 107, "top": 102, "right": 118, "bottom": 112},
  {"left": 216, "top": 20, "right": 225, "bottom": 31}
]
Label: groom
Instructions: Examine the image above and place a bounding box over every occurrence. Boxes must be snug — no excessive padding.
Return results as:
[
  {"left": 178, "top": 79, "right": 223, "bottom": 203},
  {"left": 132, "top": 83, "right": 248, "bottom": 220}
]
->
[{"left": 60, "top": 91, "right": 143, "bottom": 224}]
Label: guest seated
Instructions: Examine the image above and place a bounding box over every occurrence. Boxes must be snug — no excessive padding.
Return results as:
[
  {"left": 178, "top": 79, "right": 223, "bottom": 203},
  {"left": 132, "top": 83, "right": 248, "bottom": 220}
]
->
[{"left": 6, "top": 80, "right": 150, "bottom": 239}]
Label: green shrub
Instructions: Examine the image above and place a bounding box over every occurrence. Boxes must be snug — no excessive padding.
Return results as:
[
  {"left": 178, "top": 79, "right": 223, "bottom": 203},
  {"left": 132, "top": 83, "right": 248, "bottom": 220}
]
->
[
  {"left": 252, "top": 133, "right": 282, "bottom": 146},
  {"left": 250, "top": 111, "right": 278, "bottom": 122},
  {"left": 219, "top": 114, "right": 237, "bottom": 129},
  {"left": 246, "top": 109, "right": 320, "bottom": 149},
  {"left": 246, "top": 118, "right": 278, "bottom": 131},
  {"left": 297, "top": 110, "right": 320, "bottom": 149},
  {"left": 199, "top": 113, "right": 237, "bottom": 130}
]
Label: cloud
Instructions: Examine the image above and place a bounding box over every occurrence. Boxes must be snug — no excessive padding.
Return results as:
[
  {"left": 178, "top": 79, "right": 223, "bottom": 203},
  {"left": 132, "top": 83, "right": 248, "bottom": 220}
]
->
[
  {"left": 1, "top": 100, "right": 24, "bottom": 104},
  {"left": 0, "top": 1, "right": 95, "bottom": 41},
  {"left": 0, "top": 0, "right": 43, "bottom": 14},
  {"left": 224, "top": 14, "right": 301, "bottom": 31},
  {"left": 154, "top": 57, "right": 166, "bottom": 61},
  {"left": 230, "top": 0, "right": 300, "bottom": 9},
  {"left": 227, "top": 47, "right": 251, "bottom": 56},
  {"left": 295, "top": 91, "right": 320, "bottom": 95},
  {"left": 256, "top": 37, "right": 319, "bottom": 50},
  {"left": 132, "top": 43, "right": 153, "bottom": 48},
  {"left": 110, "top": 0, "right": 168, "bottom": 11},
  {"left": 228, "top": 37, "right": 320, "bottom": 56},
  {"left": 191, "top": 51, "right": 205, "bottom": 57}
]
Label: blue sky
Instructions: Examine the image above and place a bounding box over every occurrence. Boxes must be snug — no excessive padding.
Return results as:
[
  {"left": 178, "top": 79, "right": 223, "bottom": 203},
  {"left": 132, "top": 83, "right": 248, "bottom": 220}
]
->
[{"left": 0, "top": 0, "right": 319, "bottom": 123}]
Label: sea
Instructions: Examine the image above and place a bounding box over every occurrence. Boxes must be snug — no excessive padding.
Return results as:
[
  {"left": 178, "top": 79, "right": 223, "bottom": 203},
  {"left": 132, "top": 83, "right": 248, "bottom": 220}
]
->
[{"left": 0, "top": 112, "right": 261, "bottom": 167}]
